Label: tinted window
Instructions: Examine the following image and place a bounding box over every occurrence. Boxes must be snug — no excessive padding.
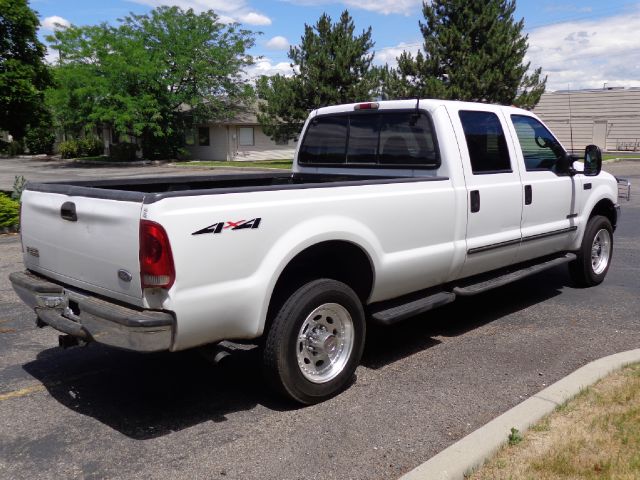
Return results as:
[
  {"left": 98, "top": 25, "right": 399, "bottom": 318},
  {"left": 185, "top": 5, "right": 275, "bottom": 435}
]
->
[
  {"left": 347, "top": 115, "right": 379, "bottom": 163},
  {"left": 298, "top": 116, "right": 348, "bottom": 164},
  {"left": 511, "top": 115, "right": 565, "bottom": 171},
  {"left": 299, "top": 111, "right": 439, "bottom": 168},
  {"left": 459, "top": 111, "right": 511, "bottom": 174},
  {"left": 379, "top": 113, "right": 437, "bottom": 165}
]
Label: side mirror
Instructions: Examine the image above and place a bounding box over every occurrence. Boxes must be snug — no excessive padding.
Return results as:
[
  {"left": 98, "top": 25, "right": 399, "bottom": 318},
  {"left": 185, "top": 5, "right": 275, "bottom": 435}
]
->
[
  {"left": 556, "top": 154, "right": 576, "bottom": 176},
  {"left": 584, "top": 145, "right": 602, "bottom": 176}
]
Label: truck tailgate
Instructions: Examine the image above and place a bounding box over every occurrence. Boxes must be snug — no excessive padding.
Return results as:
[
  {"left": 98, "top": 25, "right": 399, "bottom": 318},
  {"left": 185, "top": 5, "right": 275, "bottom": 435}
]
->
[{"left": 20, "top": 189, "right": 144, "bottom": 304}]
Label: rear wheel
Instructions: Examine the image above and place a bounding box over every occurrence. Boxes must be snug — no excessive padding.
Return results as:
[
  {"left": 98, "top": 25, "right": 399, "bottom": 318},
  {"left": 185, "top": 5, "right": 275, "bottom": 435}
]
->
[
  {"left": 262, "top": 279, "right": 365, "bottom": 404},
  {"left": 569, "top": 215, "right": 613, "bottom": 287}
]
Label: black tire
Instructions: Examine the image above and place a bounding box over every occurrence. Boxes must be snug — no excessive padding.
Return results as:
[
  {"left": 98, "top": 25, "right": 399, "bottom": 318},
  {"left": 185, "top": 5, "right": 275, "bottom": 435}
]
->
[
  {"left": 262, "top": 278, "right": 366, "bottom": 404},
  {"left": 569, "top": 215, "right": 613, "bottom": 287}
]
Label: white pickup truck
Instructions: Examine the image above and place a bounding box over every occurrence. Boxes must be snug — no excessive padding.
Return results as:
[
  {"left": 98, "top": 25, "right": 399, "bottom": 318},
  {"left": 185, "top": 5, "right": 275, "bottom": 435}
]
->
[{"left": 11, "top": 99, "right": 623, "bottom": 404}]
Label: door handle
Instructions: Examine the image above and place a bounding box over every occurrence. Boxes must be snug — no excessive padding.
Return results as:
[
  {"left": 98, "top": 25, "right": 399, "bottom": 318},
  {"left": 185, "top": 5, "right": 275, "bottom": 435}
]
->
[
  {"left": 60, "top": 202, "right": 77, "bottom": 222},
  {"left": 470, "top": 190, "right": 480, "bottom": 213},
  {"left": 524, "top": 185, "right": 532, "bottom": 205}
]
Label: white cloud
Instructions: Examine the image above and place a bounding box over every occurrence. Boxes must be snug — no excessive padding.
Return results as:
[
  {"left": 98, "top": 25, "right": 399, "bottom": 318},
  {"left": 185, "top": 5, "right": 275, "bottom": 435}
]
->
[
  {"left": 41, "top": 15, "right": 71, "bottom": 31},
  {"left": 373, "top": 41, "right": 422, "bottom": 67},
  {"left": 282, "top": 0, "right": 421, "bottom": 15},
  {"left": 238, "top": 12, "right": 271, "bottom": 25},
  {"left": 247, "top": 59, "right": 295, "bottom": 78},
  {"left": 265, "top": 36, "right": 290, "bottom": 50},
  {"left": 526, "top": 9, "right": 640, "bottom": 90},
  {"left": 127, "top": 0, "right": 272, "bottom": 25}
]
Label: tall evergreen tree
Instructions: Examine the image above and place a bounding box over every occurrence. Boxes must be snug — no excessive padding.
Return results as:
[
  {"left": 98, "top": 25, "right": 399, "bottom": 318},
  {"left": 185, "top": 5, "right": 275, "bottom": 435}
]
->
[
  {"left": 0, "top": 0, "right": 52, "bottom": 140},
  {"left": 384, "top": 0, "right": 546, "bottom": 109},
  {"left": 256, "top": 11, "right": 377, "bottom": 141}
]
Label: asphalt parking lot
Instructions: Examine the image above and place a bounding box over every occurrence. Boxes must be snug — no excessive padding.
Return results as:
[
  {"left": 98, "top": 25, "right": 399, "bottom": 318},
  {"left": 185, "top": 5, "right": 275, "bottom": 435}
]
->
[{"left": 0, "top": 161, "right": 638, "bottom": 480}]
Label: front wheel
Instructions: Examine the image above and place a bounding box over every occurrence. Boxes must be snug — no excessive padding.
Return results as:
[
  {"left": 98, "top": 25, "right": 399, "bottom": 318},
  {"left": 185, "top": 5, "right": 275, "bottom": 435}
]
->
[
  {"left": 262, "top": 279, "right": 365, "bottom": 404},
  {"left": 569, "top": 215, "right": 613, "bottom": 287}
]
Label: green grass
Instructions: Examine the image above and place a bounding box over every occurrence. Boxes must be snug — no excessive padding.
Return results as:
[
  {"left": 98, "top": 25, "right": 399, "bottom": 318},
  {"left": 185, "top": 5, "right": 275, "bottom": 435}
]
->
[
  {"left": 468, "top": 363, "right": 640, "bottom": 480},
  {"left": 181, "top": 160, "right": 293, "bottom": 169},
  {"left": 72, "top": 155, "right": 122, "bottom": 162}
]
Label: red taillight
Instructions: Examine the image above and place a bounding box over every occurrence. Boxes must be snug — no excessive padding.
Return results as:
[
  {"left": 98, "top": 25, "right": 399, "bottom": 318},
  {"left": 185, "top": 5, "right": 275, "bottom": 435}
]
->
[{"left": 140, "top": 220, "right": 175, "bottom": 289}]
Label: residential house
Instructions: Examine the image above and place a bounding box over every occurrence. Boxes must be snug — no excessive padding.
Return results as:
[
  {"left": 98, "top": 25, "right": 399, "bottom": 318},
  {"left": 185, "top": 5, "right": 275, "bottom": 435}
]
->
[{"left": 187, "top": 112, "right": 296, "bottom": 161}]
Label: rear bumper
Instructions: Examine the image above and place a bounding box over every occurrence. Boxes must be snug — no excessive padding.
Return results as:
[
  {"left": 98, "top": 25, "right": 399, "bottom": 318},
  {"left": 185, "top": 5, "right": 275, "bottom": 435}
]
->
[{"left": 10, "top": 271, "right": 174, "bottom": 352}]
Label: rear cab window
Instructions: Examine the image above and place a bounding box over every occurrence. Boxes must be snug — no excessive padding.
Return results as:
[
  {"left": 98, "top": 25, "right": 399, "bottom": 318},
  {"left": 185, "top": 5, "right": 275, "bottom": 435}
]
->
[{"left": 298, "top": 110, "right": 440, "bottom": 168}]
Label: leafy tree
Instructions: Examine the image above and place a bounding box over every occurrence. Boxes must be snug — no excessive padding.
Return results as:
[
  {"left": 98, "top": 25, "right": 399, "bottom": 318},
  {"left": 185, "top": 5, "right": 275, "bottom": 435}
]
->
[
  {"left": 46, "top": 6, "right": 255, "bottom": 157},
  {"left": 0, "top": 0, "right": 52, "bottom": 139},
  {"left": 257, "top": 10, "right": 378, "bottom": 141},
  {"left": 384, "top": 0, "right": 546, "bottom": 109}
]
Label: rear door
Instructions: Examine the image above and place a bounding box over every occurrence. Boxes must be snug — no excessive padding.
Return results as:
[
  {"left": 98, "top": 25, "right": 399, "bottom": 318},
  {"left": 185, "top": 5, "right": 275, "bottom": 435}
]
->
[
  {"left": 20, "top": 190, "right": 144, "bottom": 305},
  {"left": 450, "top": 107, "right": 524, "bottom": 278},
  {"left": 506, "top": 114, "right": 577, "bottom": 262}
]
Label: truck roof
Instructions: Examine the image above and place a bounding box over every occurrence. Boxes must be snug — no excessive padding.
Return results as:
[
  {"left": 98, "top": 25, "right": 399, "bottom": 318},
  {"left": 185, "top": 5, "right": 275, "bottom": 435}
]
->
[{"left": 312, "top": 99, "right": 531, "bottom": 117}]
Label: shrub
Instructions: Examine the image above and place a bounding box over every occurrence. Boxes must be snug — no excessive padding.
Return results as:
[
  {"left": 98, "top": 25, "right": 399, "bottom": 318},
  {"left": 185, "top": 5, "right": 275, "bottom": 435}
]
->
[
  {"left": 175, "top": 147, "right": 191, "bottom": 161},
  {"left": 141, "top": 136, "right": 172, "bottom": 161},
  {"left": 0, "top": 194, "right": 19, "bottom": 229},
  {"left": 0, "top": 139, "right": 9, "bottom": 153},
  {"left": 109, "top": 142, "right": 138, "bottom": 162},
  {"left": 24, "top": 127, "right": 56, "bottom": 155},
  {"left": 78, "top": 136, "right": 104, "bottom": 157},
  {"left": 12, "top": 175, "right": 26, "bottom": 200},
  {"left": 8, "top": 140, "right": 24, "bottom": 156},
  {"left": 59, "top": 140, "right": 79, "bottom": 159}
]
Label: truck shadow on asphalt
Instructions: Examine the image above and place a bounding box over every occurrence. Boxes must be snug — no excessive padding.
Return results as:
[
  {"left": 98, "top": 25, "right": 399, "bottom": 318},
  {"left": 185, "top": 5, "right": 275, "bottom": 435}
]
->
[{"left": 23, "top": 267, "right": 568, "bottom": 440}]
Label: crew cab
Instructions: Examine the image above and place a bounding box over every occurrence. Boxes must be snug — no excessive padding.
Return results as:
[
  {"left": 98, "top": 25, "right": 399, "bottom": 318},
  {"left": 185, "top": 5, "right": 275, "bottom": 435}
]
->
[{"left": 10, "top": 99, "right": 624, "bottom": 404}]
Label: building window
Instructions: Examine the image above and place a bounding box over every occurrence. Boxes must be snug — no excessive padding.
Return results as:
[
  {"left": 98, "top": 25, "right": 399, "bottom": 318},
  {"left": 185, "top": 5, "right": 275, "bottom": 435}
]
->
[
  {"left": 239, "top": 127, "right": 254, "bottom": 146},
  {"left": 185, "top": 128, "right": 195, "bottom": 146},
  {"left": 198, "top": 127, "right": 210, "bottom": 146}
]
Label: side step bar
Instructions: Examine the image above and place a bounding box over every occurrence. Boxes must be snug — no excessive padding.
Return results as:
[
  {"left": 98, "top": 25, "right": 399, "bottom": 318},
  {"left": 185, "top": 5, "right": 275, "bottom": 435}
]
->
[
  {"left": 453, "top": 253, "right": 576, "bottom": 297},
  {"left": 370, "top": 253, "right": 576, "bottom": 325},
  {"left": 371, "top": 291, "right": 456, "bottom": 326}
]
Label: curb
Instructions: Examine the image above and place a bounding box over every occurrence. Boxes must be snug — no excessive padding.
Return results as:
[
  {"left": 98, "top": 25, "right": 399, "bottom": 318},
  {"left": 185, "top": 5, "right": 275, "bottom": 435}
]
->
[{"left": 399, "top": 349, "right": 640, "bottom": 480}]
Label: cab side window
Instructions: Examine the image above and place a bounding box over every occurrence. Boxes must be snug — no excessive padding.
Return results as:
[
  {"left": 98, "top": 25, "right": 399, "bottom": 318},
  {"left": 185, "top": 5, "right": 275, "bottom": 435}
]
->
[
  {"left": 511, "top": 115, "right": 565, "bottom": 171},
  {"left": 459, "top": 111, "right": 511, "bottom": 174}
]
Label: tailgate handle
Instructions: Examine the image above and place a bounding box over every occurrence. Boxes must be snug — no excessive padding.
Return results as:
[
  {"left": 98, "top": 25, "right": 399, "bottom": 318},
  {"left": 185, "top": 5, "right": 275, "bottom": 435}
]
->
[{"left": 60, "top": 202, "right": 77, "bottom": 222}]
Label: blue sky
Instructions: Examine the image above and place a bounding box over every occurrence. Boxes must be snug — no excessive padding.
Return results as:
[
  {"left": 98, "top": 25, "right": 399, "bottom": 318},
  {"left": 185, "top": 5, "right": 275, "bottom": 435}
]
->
[{"left": 33, "top": 0, "right": 640, "bottom": 91}]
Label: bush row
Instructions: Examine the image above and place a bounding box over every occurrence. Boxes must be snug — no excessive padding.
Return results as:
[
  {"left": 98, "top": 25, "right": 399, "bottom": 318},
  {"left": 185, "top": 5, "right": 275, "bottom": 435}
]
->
[
  {"left": 59, "top": 137, "right": 105, "bottom": 159},
  {"left": 0, "top": 194, "right": 19, "bottom": 229}
]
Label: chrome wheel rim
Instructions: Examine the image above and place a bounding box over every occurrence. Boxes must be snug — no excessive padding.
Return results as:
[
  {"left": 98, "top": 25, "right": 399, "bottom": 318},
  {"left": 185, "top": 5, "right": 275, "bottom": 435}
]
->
[
  {"left": 591, "top": 228, "right": 611, "bottom": 275},
  {"left": 296, "top": 303, "right": 354, "bottom": 384}
]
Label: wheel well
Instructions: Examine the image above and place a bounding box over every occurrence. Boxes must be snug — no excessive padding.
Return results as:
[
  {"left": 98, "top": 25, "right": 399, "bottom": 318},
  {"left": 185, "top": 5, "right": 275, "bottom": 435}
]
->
[
  {"left": 266, "top": 241, "right": 374, "bottom": 331},
  {"left": 589, "top": 199, "right": 617, "bottom": 229}
]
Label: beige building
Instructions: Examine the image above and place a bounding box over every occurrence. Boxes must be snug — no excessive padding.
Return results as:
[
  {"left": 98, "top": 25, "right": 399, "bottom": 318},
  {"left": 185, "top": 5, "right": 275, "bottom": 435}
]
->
[
  {"left": 533, "top": 87, "right": 640, "bottom": 153},
  {"left": 187, "top": 112, "right": 296, "bottom": 161}
]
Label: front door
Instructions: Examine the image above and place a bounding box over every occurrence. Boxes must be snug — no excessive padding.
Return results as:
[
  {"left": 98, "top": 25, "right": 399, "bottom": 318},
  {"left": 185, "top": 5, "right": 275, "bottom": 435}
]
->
[
  {"left": 451, "top": 107, "right": 524, "bottom": 279},
  {"left": 506, "top": 114, "right": 577, "bottom": 263}
]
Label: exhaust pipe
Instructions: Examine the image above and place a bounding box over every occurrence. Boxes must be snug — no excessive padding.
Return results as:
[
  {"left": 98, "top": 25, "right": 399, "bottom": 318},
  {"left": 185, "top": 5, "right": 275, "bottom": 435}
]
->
[{"left": 58, "top": 334, "right": 87, "bottom": 349}]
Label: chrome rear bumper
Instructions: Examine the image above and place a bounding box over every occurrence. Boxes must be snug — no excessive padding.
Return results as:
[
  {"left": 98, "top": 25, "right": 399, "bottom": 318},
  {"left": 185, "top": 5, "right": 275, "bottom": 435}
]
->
[{"left": 10, "top": 271, "right": 173, "bottom": 352}]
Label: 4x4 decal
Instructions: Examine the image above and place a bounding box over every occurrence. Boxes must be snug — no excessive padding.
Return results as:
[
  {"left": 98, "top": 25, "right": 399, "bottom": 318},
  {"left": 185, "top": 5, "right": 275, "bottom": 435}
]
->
[{"left": 192, "top": 218, "right": 261, "bottom": 235}]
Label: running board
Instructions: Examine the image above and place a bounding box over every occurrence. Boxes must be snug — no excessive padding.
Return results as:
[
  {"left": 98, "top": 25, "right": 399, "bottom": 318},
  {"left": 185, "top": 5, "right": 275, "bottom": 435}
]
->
[
  {"left": 453, "top": 253, "right": 576, "bottom": 297},
  {"left": 371, "top": 291, "right": 456, "bottom": 326}
]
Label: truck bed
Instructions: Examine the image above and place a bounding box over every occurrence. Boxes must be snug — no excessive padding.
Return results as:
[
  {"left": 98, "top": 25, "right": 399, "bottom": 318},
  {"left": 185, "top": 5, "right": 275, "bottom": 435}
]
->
[{"left": 25, "top": 172, "right": 445, "bottom": 204}]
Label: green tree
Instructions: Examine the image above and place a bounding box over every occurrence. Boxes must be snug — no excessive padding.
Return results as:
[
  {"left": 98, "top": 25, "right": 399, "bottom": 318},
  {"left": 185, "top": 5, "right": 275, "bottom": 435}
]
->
[
  {"left": 46, "top": 6, "right": 255, "bottom": 157},
  {"left": 256, "top": 10, "right": 378, "bottom": 141},
  {"left": 0, "top": 0, "right": 52, "bottom": 140},
  {"left": 384, "top": 0, "right": 546, "bottom": 109}
]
